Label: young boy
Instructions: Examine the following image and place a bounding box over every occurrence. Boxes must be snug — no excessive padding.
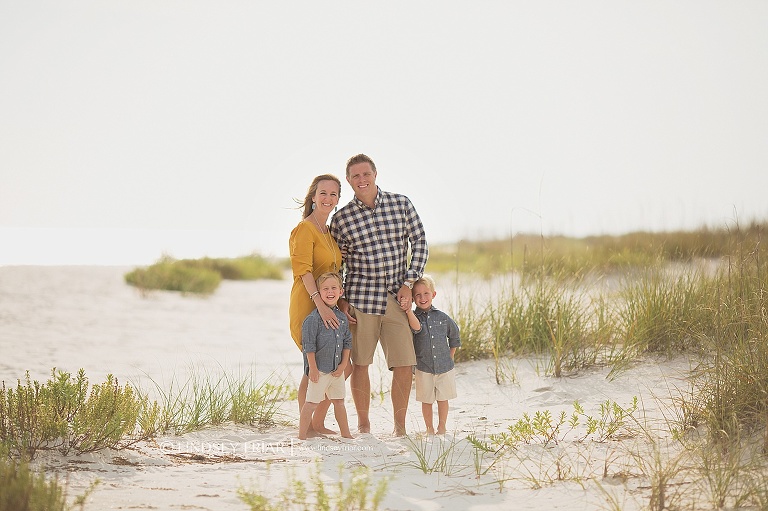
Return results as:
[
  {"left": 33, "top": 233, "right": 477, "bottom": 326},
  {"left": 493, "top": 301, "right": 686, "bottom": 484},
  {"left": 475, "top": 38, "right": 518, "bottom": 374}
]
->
[
  {"left": 403, "top": 275, "right": 461, "bottom": 435},
  {"left": 298, "top": 272, "right": 353, "bottom": 439}
]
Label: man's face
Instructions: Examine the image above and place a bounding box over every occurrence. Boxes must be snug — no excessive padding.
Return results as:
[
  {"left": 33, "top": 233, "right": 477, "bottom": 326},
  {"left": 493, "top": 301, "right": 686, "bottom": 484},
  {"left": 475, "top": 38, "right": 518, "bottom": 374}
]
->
[{"left": 346, "top": 162, "right": 377, "bottom": 199}]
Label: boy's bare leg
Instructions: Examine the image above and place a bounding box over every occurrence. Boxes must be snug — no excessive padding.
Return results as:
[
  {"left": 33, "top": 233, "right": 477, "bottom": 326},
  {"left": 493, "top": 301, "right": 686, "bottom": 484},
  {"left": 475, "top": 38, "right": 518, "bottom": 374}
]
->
[
  {"left": 298, "top": 401, "right": 319, "bottom": 440},
  {"left": 436, "top": 400, "right": 449, "bottom": 435},
  {"left": 332, "top": 399, "right": 353, "bottom": 439},
  {"left": 351, "top": 363, "right": 371, "bottom": 433},
  {"left": 392, "top": 365, "right": 412, "bottom": 436},
  {"left": 311, "top": 398, "right": 337, "bottom": 435},
  {"left": 299, "top": 375, "right": 332, "bottom": 436},
  {"left": 421, "top": 402, "right": 435, "bottom": 435},
  {"left": 298, "top": 374, "right": 308, "bottom": 415}
]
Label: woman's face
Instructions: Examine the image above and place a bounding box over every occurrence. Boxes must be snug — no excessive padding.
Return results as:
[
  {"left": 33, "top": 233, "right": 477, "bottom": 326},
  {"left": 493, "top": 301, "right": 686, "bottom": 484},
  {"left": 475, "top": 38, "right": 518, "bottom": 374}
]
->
[{"left": 313, "top": 180, "right": 340, "bottom": 214}]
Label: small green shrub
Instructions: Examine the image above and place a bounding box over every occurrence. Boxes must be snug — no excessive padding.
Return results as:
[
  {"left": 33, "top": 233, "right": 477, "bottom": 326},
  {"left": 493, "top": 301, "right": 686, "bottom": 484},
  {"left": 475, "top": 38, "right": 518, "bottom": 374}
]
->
[
  {"left": 0, "top": 369, "right": 148, "bottom": 459},
  {"left": 0, "top": 455, "right": 68, "bottom": 511},
  {"left": 124, "top": 254, "right": 283, "bottom": 295},
  {"left": 124, "top": 259, "right": 222, "bottom": 294},
  {"left": 180, "top": 255, "right": 284, "bottom": 280},
  {"left": 0, "top": 445, "right": 99, "bottom": 511}
]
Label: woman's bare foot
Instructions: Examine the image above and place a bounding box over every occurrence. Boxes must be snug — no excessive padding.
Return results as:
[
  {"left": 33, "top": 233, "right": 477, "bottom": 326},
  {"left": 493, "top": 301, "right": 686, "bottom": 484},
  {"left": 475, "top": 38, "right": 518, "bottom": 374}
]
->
[
  {"left": 426, "top": 427, "right": 436, "bottom": 435},
  {"left": 312, "top": 425, "right": 337, "bottom": 435},
  {"left": 358, "top": 422, "right": 371, "bottom": 434},
  {"left": 436, "top": 428, "right": 446, "bottom": 435}
]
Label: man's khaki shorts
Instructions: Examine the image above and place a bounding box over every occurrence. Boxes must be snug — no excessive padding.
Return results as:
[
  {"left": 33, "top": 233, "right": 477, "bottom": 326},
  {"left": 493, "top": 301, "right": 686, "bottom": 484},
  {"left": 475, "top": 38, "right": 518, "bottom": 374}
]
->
[
  {"left": 350, "top": 295, "right": 417, "bottom": 369},
  {"left": 306, "top": 372, "right": 346, "bottom": 403},
  {"left": 414, "top": 368, "right": 457, "bottom": 404}
]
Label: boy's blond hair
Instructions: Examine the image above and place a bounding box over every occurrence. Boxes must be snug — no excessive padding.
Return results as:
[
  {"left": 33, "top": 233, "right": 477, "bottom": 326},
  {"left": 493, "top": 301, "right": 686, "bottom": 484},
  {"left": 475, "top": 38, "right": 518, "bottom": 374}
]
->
[
  {"left": 413, "top": 274, "right": 436, "bottom": 293},
  {"left": 317, "top": 272, "right": 343, "bottom": 287}
]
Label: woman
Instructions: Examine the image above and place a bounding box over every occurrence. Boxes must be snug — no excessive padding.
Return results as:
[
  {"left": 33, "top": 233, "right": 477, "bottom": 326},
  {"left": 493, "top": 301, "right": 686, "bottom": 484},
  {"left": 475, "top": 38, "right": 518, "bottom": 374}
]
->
[{"left": 289, "top": 174, "right": 346, "bottom": 435}]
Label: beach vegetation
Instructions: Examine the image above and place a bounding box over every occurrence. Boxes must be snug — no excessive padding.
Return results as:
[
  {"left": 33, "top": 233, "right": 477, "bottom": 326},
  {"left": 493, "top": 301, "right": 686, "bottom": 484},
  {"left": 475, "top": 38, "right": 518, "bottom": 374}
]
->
[
  {"left": 135, "top": 367, "right": 292, "bottom": 436},
  {"left": 426, "top": 221, "right": 767, "bottom": 278},
  {"left": 238, "top": 462, "right": 389, "bottom": 511},
  {"left": 1, "top": 367, "right": 293, "bottom": 460},
  {"left": 403, "top": 433, "right": 471, "bottom": 476},
  {"left": 0, "top": 449, "right": 98, "bottom": 511},
  {"left": 124, "top": 254, "right": 283, "bottom": 295},
  {"left": 0, "top": 369, "right": 146, "bottom": 459}
]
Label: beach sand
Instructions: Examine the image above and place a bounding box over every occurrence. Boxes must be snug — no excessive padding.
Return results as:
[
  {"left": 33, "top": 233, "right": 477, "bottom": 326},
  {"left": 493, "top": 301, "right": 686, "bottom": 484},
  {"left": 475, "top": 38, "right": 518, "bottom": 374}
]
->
[
  {"left": 28, "top": 355, "right": 696, "bottom": 511},
  {"left": 1, "top": 266, "right": 696, "bottom": 510}
]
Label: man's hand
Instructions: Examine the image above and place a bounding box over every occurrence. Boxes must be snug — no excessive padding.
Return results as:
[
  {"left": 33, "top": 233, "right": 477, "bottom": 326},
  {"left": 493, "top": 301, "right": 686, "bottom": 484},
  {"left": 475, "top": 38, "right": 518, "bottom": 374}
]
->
[
  {"left": 338, "top": 297, "right": 357, "bottom": 325},
  {"left": 397, "top": 284, "right": 412, "bottom": 311},
  {"left": 308, "top": 368, "right": 320, "bottom": 383}
]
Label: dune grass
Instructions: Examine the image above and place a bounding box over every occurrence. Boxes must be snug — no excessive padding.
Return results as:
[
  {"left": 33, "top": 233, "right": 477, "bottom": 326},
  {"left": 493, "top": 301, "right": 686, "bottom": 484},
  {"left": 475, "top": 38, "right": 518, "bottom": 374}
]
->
[
  {"left": 238, "top": 462, "right": 389, "bottom": 511},
  {"left": 135, "top": 366, "right": 292, "bottom": 436},
  {"left": 426, "top": 221, "right": 766, "bottom": 278},
  {"left": 444, "top": 221, "right": 767, "bottom": 449},
  {"left": 0, "top": 367, "right": 294, "bottom": 461},
  {"left": 124, "top": 254, "right": 283, "bottom": 295}
]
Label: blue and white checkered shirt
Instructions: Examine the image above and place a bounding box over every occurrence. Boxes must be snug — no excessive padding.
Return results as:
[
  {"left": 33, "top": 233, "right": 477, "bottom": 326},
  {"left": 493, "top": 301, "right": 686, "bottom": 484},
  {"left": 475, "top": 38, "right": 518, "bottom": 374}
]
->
[{"left": 330, "top": 187, "right": 428, "bottom": 315}]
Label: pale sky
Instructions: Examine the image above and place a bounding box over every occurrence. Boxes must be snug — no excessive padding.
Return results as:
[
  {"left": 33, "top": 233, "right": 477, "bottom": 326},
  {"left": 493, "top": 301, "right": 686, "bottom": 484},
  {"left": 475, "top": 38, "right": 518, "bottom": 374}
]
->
[{"left": 2, "top": 1, "right": 767, "bottom": 265}]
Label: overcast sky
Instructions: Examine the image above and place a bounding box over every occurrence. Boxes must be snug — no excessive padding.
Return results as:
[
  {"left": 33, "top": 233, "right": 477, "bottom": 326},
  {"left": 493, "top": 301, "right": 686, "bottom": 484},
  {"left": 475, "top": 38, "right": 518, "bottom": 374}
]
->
[{"left": 2, "top": 1, "right": 766, "bottom": 265}]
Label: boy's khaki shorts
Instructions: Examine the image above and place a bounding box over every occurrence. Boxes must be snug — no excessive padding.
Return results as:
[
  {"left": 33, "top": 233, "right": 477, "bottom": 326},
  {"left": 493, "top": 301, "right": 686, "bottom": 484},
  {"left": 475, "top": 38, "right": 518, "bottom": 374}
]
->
[
  {"left": 306, "top": 372, "right": 346, "bottom": 403},
  {"left": 414, "top": 368, "right": 457, "bottom": 404},
  {"left": 350, "top": 295, "right": 417, "bottom": 369}
]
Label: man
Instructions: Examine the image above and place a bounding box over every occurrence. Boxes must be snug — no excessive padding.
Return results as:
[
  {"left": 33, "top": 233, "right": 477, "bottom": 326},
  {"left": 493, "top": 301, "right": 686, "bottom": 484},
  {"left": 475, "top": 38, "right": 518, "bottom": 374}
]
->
[{"left": 330, "top": 153, "right": 428, "bottom": 436}]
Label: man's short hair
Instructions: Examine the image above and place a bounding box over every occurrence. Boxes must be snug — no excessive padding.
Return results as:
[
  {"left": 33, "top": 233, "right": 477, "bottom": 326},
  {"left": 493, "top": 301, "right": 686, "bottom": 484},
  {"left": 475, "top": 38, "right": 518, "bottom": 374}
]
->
[{"left": 346, "top": 154, "right": 376, "bottom": 176}]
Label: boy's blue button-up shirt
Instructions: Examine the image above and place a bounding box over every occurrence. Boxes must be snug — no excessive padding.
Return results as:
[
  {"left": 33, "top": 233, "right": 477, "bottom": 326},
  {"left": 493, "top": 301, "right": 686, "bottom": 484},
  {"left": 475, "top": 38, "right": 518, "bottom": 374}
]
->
[
  {"left": 411, "top": 306, "right": 461, "bottom": 375},
  {"left": 301, "top": 307, "right": 352, "bottom": 373}
]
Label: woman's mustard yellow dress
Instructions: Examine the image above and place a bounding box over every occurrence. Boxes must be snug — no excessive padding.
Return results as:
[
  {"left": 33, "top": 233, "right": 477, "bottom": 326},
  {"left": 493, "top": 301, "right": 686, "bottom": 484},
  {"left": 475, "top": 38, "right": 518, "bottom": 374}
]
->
[{"left": 288, "top": 219, "right": 343, "bottom": 350}]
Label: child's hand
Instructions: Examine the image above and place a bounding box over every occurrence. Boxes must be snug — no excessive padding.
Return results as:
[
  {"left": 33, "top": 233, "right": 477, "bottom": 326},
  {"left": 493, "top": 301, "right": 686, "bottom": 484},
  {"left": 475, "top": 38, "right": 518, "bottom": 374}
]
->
[
  {"left": 331, "top": 362, "right": 347, "bottom": 377},
  {"left": 399, "top": 296, "right": 411, "bottom": 311}
]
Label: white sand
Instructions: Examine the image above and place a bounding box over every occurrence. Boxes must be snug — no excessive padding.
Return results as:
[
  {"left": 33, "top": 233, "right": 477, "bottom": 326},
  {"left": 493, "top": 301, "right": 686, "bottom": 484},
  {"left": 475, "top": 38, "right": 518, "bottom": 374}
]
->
[
  {"left": 29, "top": 356, "right": 696, "bottom": 511},
  {"left": 2, "top": 266, "right": 697, "bottom": 510}
]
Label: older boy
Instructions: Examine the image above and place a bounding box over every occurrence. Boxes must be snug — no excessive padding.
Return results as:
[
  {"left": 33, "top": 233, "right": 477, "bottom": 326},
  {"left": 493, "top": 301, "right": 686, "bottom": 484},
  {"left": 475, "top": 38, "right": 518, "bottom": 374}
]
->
[{"left": 298, "top": 272, "right": 353, "bottom": 439}]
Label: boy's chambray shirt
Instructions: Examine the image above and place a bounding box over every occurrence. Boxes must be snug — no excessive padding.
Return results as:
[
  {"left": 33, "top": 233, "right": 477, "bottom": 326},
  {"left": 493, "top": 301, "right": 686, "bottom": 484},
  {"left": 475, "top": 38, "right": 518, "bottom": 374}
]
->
[
  {"left": 411, "top": 306, "right": 461, "bottom": 374},
  {"left": 330, "top": 188, "right": 428, "bottom": 316},
  {"left": 301, "top": 307, "right": 352, "bottom": 373}
]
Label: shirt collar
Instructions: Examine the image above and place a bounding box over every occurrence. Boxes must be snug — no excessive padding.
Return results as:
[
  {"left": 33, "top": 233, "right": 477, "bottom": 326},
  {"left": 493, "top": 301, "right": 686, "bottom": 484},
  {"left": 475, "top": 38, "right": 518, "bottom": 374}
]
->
[
  {"left": 352, "top": 187, "right": 382, "bottom": 210},
  {"left": 415, "top": 305, "right": 436, "bottom": 316}
]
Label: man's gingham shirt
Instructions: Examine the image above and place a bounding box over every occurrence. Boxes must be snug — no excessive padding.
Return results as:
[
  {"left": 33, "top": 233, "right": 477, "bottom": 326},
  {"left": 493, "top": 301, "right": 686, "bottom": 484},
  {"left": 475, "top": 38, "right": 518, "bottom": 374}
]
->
[{"left": 330, "top": 188, "right": 428, "bottom": 316}]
